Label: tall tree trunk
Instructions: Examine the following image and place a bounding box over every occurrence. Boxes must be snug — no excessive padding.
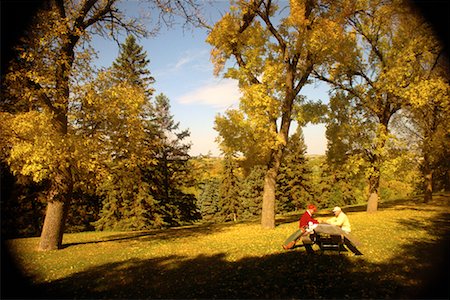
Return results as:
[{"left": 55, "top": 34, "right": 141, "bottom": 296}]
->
[
  {"left": 38, "top": 165, "right": 72, "bottom": 250},
  {"left": 423, "top": 152, "right": 433, "bottom": 203},
  {"left": 366, "top": 121, "right": 390, "bottom": 213},
  {"left": 261, "top": 150, "right": 283, "bottom": 229},
  {"left": 366, "top": 171, "right": 380, "bottom": 213},
  {"left": 261, "top": 89, "right": 295, "bottom": 228},
  {"left": 38, "top": 200, "right": 68, "bottom": 250},
  {"left": 37, "top": 19, "right": 77, "bottom": 249}
]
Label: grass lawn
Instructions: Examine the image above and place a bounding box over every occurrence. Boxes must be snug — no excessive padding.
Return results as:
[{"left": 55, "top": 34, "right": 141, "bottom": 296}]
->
[{"left": 3, "top": 194, "right": 449, "bottom": 299}]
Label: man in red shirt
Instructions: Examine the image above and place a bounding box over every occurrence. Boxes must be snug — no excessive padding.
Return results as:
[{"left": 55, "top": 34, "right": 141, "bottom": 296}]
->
[
  {"left": 299, "top": 204, "right": 319, "bottom": 230},
  {"left": 282, "top": 204, "right": 319, "bottom": 251}
]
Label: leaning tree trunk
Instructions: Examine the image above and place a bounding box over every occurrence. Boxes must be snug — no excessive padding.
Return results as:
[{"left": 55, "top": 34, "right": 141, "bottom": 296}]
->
[
  {"left": 38, "top": 34, "right": 75, "bottom": 250},
  {"left": 38, "top": 199, "right": 68, "bottom": 250},
  {"left": 38, "top": 165, "right": 72, "bottom": 250}
]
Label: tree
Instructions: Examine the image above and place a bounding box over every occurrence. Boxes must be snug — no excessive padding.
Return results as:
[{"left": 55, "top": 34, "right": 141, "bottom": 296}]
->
[
  {"left": 92, "top": 32, "right": 161, "bottom": 231},
  {"left": 276, "top": 128, "right": 313, "bottom": 213},
  {"left": 208, "top": 0, "right": 352, "bottom": 228},
  {"left": 398, "top": 42, "right": 449, "bottom": 202},
  {"left": 322, "top": 91, "right": 372, "bottom": 206},
  {"left": 217, "top": 154, "right": 241, "bottom": 222},
  {"left": 111, "top": 35, "right": 155, "bottom": 97},
  {"left": 313, "top": 0, "right": 444, "bottom": 211},
  {"left": 239, "top": 165, "right": 265, "bottom": 219},
  {"left": 198, "top": 178, "right": 221, "bottom": 221},
  {"left": 1, "top": 0, "right": 208, "bottom": 250},
  {"left": 1, "top": 0, "right": 149, "bottom": 250},
  {"left": 146, "top": 93, "right": 200, "bottom": 226}
]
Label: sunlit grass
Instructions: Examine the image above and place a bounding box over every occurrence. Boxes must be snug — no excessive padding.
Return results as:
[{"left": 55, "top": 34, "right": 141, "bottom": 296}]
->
[{"left": 5, "top": 193, "right": 449, "bottom": 298}]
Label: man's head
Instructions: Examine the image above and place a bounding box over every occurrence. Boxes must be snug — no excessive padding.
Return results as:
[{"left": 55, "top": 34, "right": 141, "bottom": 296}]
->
[
  {"left": 307, "top": 204, "right": 317, "bottom": 214},
  {"left": 332, "top": 206, "right": 342, "bottom": 216}
]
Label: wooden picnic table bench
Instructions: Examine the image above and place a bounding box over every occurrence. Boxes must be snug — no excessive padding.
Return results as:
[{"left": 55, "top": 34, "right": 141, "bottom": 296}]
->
[{"left": 311, "top": 224, "right": 363, "bottom": 255}]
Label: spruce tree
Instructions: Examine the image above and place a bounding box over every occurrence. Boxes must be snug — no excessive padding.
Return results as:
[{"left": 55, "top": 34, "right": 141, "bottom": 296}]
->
[
  {"left": 111, "top": 35, "right": 155, "bottom": 97},
  {"left": 239, "top": 165, "right": 265, "bottom": 220},
  {"left": 198, "top": 178, "right": 221, "bottom": 221},
  {"left": 147, "top": 93, "right": 200, "bottom": 226},
  {"left": 276, "top": 128, "right": 314, "bottom": 213},
  {"left": 217, "top": 155, "right": 241, "bottom": 222},
  {"left": 94, "top": 35, "right": 160, "bottom": 231}
]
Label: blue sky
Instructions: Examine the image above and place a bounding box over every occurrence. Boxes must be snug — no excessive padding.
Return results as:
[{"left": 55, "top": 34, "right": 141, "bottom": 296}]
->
[{"left": 91, "top": 1, "right": 328, "bottom": 157}]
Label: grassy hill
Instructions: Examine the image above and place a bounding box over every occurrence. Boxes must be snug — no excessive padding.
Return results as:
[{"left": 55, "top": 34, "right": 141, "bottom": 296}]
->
[{"left": 3, "top": 194, "right": 449, "bottom": 299}]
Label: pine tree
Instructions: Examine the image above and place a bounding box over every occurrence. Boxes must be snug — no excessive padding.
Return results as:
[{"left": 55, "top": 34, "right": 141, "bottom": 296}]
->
[
  {"left": 111, "top": 35, "right": 155, "bottom": 97},
  {"left": 239, "top": 165, "right": 265, "bottom": 220},
  {"left": 147, "top": 93, "right": 200, "bottom": 226},
  {"left": 276, "top": 128, "right": 314, "bottom": 214},
  {"left": 217, "top": 155, "right": 241, "bottom": 222},
  {"left": 198, "top": 178, "right": 221, "bottom": 221}
]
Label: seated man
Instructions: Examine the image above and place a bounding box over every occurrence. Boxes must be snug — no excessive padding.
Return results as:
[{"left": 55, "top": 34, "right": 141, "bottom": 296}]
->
[
  {"left": 325, "top": 206, "right": 351, "bottom": 233},
  {"left": 282, "top": 204, "right": 319, "bottom": 251}
]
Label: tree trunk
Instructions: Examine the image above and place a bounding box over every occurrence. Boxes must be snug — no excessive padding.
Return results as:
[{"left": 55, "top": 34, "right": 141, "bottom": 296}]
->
[
  {"left": 260, "top": 65, "right": 299, "bottom": 228},
  {"left": 423, "top": 153, "right": 433, "bottom": 203},
  {"left": 38, "top": 200, "right": 68, "bottom": 251},
  {"left": 261, "top": 163, "right": 278, "bottom": 229},
  {"left": 366, "top": 166, "right": 380, "bottom": 213},
  {"left": 261, "top": 113, "right": 290, "bottom": 229},
  {"left": 366, "top": 191, "right": 379, "bottom": 213}
]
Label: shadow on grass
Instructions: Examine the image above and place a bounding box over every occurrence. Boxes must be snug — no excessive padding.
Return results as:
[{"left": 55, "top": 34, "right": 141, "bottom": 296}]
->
[
  {"left": 63, "top": 222, "right": 233, "bottom": 248},
  {"left": 3, "top": 196, "right": 449, "bottom": 299},
  {"left": 10, "top": 207, "right": 447, "bottom": 300},
  {"left": 15, "top": 252, "right": 399, "bottom": 299}
]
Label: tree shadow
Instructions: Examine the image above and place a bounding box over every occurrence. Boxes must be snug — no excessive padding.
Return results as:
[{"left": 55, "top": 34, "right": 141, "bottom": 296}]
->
[
  {"left": 21, "top": 252, "right": 395, "bottom": 299},
  {"left": 4, "top": 196, "right": 449, "bottom": 299},
  {"left": 14, "top": 213, "right": 448, "bottom": 300},
  {"left": 63, "top": 222, "right": 232, "bottom": 248},
  {"left": 391, "top": 209, "right": 450, "bottom": 299}
]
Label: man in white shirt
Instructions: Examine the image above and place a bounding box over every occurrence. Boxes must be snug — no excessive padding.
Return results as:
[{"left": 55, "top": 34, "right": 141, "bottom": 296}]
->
[{"left": 326, "top": 206, "right": 351, "bottom": 233}]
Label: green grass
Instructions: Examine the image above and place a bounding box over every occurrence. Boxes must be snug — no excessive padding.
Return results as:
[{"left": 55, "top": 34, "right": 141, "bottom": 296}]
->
[{"left": 4, "top": 194, "right": 450, "bottom": 299}]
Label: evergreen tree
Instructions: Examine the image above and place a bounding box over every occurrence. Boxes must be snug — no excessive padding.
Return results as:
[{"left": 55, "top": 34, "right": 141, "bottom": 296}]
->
[
  {"left": 217, "top": 155, "right": 241, "bottom": 222},
  {"left": 111, "top": 35, "right": 155, "bottom": 97},
  {"left": 198, "top": 178, "right": 221, "bottom": 221},
  {"left": 147, "top": 93, "right": 200, "bottom": 226},
  {"left": 239, "top": 165, "right": 265, "bottom": 220},
  {"left": 93, "top": 36, "right": 161, "bottom": 231},
  {"left": 276, "top": 128, "right": 314, "bottom": 213}
]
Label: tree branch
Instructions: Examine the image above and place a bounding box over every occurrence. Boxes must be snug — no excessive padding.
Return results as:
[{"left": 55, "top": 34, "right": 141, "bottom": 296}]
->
[{"left": 26, "top": 78, "right": 58, "bottom": 114}]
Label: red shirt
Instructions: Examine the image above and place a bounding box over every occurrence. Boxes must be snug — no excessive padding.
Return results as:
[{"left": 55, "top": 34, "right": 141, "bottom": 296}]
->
[{"left": 299, "top": 210, "right": 319, "bottom": 229}]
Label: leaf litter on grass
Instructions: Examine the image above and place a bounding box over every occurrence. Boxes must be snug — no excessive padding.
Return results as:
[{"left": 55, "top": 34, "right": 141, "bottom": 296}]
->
[{"left": 5, "top": 194, "right": 450, "bottom": 298}]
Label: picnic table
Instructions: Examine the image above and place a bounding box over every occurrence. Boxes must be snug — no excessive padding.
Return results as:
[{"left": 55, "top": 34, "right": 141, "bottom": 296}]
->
[
  {"left": 311, "top": 224, "right": 363, "bottom": 255},
  {"left": 283, "top": 224, "right": 363, "bottom": 255}
]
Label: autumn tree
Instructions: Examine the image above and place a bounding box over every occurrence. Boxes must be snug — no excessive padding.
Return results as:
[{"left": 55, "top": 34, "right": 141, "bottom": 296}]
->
[
  {"left": 93, "top": 35, "right": 160, "bottom": 230},
  {"left": 313, "top": 0, "right": 445, "bottom": 211},
  {"left": 208, "top": 0, "right": 352, "bottom": 228},
  {"left": 0, "top": 0, "right": 206, "bottom": 250},
  {"left": 322, "top": 91, "right": 371, "bottom": 205},
  {"left": 396, "top": 25, "right": 450, "bottom": 202}
]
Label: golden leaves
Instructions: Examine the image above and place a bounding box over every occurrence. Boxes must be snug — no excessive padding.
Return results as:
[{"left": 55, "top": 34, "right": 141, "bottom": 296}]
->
[{"left": 5, "top": 110, "right": 67, "bottom": 182}]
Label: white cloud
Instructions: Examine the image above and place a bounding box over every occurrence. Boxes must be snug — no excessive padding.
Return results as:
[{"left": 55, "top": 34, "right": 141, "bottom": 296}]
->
[
  {"left": 177, "top": 79, "right": 241, "bottom": 109},
  {"left": 174, "top": 56, "right": 193, "bottom": 69}
]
